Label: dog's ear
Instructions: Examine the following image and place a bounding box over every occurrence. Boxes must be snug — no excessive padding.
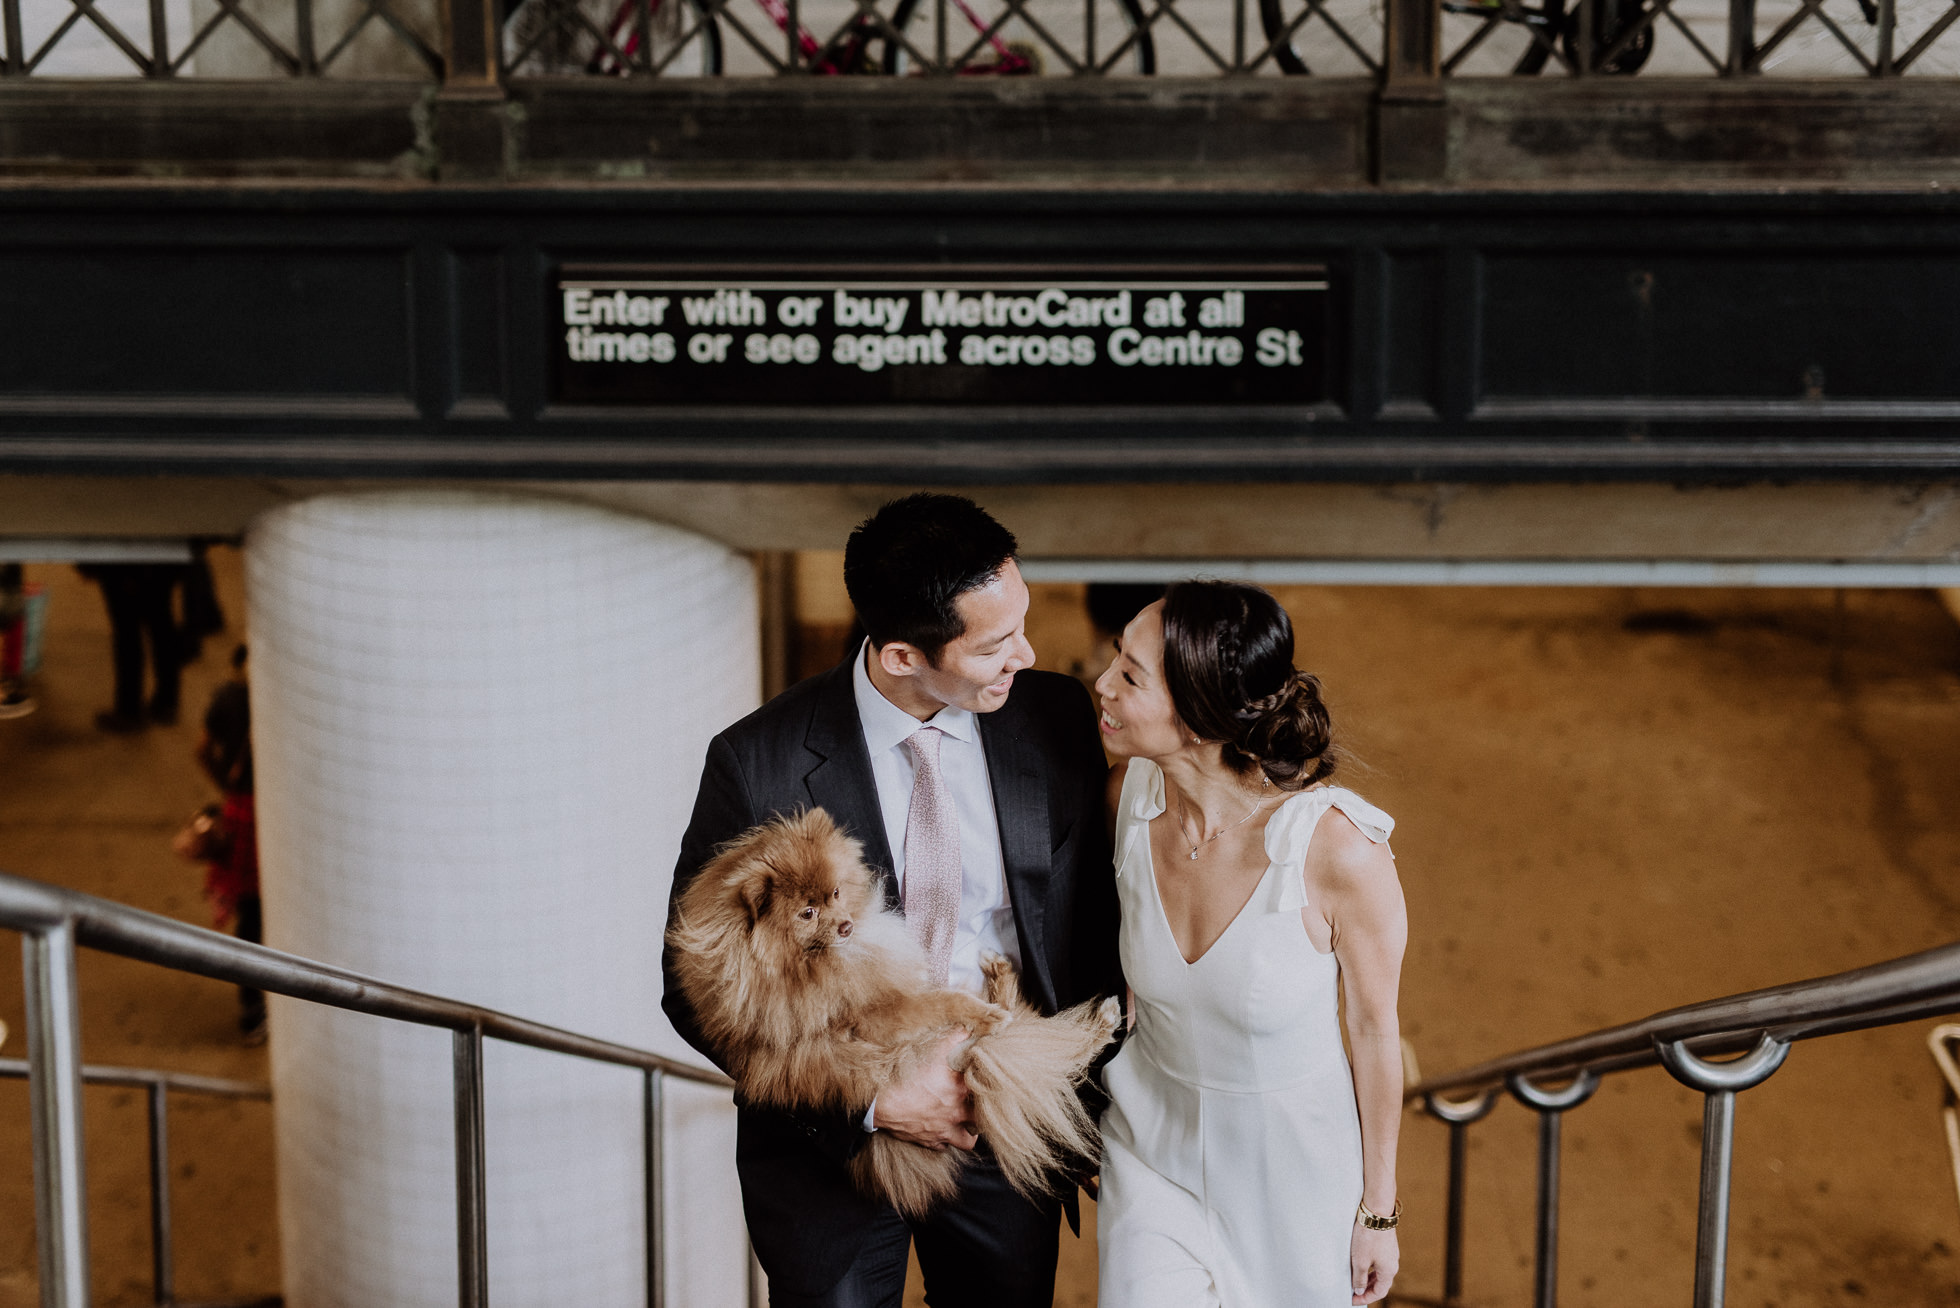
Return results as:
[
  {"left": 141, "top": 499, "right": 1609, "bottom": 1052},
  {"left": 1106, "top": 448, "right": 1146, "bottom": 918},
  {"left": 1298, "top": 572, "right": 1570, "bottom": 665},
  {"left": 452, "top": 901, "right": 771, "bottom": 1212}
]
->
[{"left": 738, "top": 869, "right": 774, "bottom": 925}]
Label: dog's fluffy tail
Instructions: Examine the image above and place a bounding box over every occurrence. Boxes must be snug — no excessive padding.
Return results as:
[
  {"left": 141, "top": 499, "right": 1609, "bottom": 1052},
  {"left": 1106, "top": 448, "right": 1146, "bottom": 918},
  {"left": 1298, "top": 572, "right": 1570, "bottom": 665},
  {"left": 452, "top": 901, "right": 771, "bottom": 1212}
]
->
[
  {"left": 961, "top": 997, "right": 1119, "bottom": 1202},
  {"left": 854, "top": 1136, "right": 965, "bottom": 1220}
]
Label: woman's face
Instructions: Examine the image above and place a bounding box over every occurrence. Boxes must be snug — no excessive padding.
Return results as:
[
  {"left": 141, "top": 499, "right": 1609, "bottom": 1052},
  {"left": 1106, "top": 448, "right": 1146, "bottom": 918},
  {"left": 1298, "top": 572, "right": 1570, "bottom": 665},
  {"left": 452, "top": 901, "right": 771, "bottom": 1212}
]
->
[{"left": 1093, "top": 601, "right": 1190, "bottom": 760}]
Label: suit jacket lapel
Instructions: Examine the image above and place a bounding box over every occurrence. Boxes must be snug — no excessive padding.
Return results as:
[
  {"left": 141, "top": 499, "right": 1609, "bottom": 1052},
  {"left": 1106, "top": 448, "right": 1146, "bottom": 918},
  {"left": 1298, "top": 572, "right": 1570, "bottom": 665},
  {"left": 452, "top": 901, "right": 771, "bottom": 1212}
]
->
[
  {"left": 803, "top": 660, "right": 901, "bottom": 911},
  {"left": 980, "top": 701, "right": 1055, "bottom": 1011}
]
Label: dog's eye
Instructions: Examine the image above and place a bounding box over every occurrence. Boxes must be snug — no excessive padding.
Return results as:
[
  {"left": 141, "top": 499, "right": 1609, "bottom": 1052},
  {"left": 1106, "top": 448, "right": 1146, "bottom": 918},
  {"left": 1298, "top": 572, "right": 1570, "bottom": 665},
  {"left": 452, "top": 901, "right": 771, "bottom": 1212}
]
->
[{"left": 798, "top": 906, "right": 818, "bottom": 921}]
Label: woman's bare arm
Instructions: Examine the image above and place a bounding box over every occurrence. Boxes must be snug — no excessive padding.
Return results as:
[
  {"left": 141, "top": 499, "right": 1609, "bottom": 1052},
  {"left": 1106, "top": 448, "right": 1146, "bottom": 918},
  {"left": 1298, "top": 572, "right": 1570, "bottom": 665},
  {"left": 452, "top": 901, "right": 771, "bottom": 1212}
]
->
[{"left": 1316, "top": 813, "right": 1409, "bottom": 1303}]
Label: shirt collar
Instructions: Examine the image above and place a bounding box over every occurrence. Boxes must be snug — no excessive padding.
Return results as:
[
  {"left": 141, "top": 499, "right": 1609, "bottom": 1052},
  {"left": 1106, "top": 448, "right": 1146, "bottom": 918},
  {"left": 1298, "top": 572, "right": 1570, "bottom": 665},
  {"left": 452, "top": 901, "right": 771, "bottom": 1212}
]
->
[{"left": 852, "top": 639, "right": 979, "bottom": 754}]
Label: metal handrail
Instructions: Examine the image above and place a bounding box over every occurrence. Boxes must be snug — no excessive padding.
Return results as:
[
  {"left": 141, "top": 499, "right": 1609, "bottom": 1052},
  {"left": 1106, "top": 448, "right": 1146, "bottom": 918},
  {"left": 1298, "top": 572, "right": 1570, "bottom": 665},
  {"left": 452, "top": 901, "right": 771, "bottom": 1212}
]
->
[
  {"left": 1404, "top": 939, "right": 1960, "bottom": 1308},
  {"left": 0, "top": 869, "right": 734, "bottom": 1308},
  {"left": 0, "top": 1058, "right": 268, "bottom": 1308}
]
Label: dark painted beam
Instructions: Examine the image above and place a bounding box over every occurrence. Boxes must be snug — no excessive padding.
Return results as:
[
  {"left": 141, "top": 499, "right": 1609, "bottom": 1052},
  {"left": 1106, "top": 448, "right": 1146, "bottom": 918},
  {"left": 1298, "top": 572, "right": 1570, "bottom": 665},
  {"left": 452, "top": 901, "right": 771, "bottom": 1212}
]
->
[
  {"left": 0, "top": 185, "right": 1958, "bottom": 482},
  {"left": 6, "top": 79, "right": 1960, "bottom": 187}
]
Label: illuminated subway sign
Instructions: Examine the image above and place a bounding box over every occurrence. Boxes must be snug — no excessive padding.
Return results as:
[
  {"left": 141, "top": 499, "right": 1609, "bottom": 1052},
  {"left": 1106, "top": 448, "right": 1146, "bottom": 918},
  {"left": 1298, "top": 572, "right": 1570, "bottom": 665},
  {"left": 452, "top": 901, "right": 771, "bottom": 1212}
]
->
[{"left": 552, "top": 272, "right": 1328, "bottom": 405}]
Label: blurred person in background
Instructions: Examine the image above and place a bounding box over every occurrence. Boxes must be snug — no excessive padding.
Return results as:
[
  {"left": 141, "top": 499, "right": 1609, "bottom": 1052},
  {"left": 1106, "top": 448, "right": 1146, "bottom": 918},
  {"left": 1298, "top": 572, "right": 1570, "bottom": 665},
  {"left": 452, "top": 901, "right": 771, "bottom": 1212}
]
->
[
  {"left": 180, "top": 643, "right": 264, "bottom": 1043},
  {"left": 78, "top": 561, "right": 187, "bottom": 733},
  {"left": 1, "top": 563, "right": 36, "bottom": 719},
  {"left": 178, "top": 542, "right": 228, "bottom": 664}
]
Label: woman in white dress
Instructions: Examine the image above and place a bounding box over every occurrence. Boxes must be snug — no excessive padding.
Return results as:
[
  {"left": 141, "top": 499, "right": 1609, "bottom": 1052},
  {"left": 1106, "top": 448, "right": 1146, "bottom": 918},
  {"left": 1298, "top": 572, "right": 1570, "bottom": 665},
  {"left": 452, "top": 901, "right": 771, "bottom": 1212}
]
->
[{"left": 1091, "top": 581, "right": 1407, "bottom": 1307}]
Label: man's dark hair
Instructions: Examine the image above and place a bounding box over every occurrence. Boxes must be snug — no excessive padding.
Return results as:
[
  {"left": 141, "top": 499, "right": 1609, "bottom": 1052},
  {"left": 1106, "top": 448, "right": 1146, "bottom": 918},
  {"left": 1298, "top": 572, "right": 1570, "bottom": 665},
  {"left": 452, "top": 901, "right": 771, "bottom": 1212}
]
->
[{"left": 843, "top": 494, "right": 1018, "bottom": 662}]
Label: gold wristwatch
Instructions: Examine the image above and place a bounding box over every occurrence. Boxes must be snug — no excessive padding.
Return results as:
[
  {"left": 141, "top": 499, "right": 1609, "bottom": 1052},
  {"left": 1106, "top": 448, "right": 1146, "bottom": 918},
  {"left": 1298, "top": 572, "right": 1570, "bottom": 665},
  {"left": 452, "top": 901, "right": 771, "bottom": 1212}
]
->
[{"left": 1356, "top": 1198, "right": 1401, "bottom": 1230}]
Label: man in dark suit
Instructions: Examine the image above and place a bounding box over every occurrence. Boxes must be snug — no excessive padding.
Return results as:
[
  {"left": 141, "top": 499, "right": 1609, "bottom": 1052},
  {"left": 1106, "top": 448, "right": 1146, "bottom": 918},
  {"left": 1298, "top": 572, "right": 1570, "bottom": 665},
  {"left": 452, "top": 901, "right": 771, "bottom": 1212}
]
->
[{"left": 663, "top": 493, "right": 1120, "bottom": 1308}]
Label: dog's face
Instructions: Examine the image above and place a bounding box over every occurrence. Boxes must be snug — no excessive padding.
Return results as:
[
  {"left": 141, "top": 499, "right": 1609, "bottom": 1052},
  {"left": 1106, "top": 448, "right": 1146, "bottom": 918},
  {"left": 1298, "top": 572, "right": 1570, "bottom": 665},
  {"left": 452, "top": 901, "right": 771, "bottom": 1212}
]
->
[{"left": 723, "top": 809, "right": 877, "bottom": 959}]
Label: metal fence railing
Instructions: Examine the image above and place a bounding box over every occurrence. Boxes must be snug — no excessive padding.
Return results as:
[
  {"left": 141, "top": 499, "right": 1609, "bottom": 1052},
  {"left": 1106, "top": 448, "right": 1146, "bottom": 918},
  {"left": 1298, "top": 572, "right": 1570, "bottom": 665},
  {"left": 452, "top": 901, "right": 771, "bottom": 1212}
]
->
[
  {"left": 0, "top": 869, "right": 738, "bottom": 1308},
  {"left": 1402, "top": 939, "right": 1960, "bottom": 1308},
  {"left": 5, "top": 0, "right": 1955, "bottom": 79},
  {"left": 502, "top": 0, "right": 1386, "bottom": 77},
  {"left": 0, "top": 1056, "right": 271, "bottom": 1308},
  {"left": 1438, "top": 0, "right": 1960, "bottom": 75}
]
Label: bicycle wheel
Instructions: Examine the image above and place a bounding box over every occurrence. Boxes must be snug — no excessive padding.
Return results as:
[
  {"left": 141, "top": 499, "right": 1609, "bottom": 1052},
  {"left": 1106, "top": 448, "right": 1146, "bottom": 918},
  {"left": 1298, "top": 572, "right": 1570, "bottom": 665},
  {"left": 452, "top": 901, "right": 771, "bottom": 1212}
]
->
[
  {"left": 880, "top": 0, "right": 1154, "bottom": 72},
  {"left": 1257, "top": 0, "right": 1311, "bottom": 73},
  {"left": 1560, "top": 0, "right": 1651, "bottom": 72}
]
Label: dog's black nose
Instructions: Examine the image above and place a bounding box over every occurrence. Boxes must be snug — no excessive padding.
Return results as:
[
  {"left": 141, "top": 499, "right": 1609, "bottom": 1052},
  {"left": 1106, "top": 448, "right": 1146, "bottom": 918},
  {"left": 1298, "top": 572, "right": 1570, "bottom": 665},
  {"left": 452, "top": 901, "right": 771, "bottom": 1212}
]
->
[{"left": 836, "top": 920, "right": 853, "bottom": 938}]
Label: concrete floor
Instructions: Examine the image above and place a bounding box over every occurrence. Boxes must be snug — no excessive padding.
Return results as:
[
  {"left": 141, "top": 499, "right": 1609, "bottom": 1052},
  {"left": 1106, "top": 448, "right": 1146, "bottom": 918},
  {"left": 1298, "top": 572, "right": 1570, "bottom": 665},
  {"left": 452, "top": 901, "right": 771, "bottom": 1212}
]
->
[
  {"left": 0, "top": 550, "right": 277, "bottom": 1308},
  {"left": 1266, "top": 582, "right": 1960, "bottom": 1308},
  {"left": 4, "top": 553, "right": 1960, "bottom": 1308}
]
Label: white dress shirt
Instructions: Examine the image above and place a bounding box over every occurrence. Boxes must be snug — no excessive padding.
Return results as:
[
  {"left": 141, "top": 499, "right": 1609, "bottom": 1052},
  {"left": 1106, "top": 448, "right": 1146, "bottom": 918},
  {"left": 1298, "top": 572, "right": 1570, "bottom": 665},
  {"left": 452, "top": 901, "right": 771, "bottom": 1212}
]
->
[{"left": 852, "top": 641, "right": 1022, "bottom": 996}]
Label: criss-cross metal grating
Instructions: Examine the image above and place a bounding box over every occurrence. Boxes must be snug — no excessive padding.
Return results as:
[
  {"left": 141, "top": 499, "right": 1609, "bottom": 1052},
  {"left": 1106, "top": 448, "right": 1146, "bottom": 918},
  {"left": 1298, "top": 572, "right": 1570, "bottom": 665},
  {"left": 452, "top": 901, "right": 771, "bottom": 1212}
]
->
[
  {"left": 1750, "top": 0, "right": 1960, "bottom": 72},
  {"left": 499, "top": 0, "right": 1383, "bottom": 74},
  {"left": 1439, "top": 0, "right": 1960, "bottom": 72},
  {"left": 6, "top": 0, "right": 1958, "bottom": 75},
  {"left": 1, "top": 0, "right": 442, "bottom": 74}
]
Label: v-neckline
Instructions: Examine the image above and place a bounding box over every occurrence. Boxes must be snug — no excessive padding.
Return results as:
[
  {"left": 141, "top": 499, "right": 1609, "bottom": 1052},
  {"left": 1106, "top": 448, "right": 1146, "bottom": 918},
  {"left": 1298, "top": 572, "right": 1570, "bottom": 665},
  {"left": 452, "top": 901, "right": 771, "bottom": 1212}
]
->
[{"left": 1144, "top": 817, "right": 1278, "bottom": 968}]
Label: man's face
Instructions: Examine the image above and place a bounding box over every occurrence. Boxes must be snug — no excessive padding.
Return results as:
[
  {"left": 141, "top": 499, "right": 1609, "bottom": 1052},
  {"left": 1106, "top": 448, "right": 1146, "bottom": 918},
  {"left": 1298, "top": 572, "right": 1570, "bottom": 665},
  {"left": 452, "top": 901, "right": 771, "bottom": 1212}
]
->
[{"left": 908, "top": 559, "right": 1035, "bottom": 714}]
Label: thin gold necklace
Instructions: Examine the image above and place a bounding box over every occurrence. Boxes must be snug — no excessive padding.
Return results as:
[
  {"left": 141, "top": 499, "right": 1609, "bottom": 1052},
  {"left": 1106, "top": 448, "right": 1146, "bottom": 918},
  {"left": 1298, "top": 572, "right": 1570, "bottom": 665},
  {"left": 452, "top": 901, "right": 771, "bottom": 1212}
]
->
[{"left": 1175, "top": 781, "right": 1273, "bottom": 860}]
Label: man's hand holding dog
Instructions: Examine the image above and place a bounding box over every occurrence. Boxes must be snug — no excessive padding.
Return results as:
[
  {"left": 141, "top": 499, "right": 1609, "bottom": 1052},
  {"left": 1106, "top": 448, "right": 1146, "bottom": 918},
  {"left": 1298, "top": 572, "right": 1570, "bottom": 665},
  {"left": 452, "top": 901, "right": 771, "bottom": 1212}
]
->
[{"left": 873, "top": 1029, "right": 978, "bottom": 1151}]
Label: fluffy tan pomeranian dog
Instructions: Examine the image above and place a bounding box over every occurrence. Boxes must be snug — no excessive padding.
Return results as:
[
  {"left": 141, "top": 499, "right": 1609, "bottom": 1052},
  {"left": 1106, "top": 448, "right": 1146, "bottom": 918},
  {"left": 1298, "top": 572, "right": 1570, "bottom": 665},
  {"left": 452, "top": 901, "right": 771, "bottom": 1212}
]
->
[{"left": 668, "top": 807, "right": 1120, "bottom": 1217}]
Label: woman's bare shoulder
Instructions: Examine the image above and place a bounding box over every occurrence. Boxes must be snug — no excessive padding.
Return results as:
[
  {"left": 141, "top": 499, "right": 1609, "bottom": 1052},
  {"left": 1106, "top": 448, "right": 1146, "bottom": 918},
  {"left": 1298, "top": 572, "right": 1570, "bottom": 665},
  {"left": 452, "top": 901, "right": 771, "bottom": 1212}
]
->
[{"left": 1307, "top": 800, "right": 1397, "bottom": 889}]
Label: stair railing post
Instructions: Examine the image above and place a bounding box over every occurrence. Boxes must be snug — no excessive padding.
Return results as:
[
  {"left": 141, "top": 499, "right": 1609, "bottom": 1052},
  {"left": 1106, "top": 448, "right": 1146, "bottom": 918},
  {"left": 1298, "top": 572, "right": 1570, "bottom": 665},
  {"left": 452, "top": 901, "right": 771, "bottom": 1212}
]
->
[
  {"left": 644, "top": 1068, "right": 666, "bottom": 1308},
  {"left": 1506, "top": 1069, "right": 1599, "bottom": 1308},
  {"left": 454, "top": 1024, "right": 488, "bottom": 1308},
  {"left": 147, "top": 1078, "right": 173, "bottom": 1307},
  {"left": 1423, "top": 1087, "right": 1500, "bottom": 1305},
  {"left": 1658, "top": 1034, "right": 1791, "bottom": 1308},
  {"left": 25, "top": 919, "right": 90, "bottom": 1308}
]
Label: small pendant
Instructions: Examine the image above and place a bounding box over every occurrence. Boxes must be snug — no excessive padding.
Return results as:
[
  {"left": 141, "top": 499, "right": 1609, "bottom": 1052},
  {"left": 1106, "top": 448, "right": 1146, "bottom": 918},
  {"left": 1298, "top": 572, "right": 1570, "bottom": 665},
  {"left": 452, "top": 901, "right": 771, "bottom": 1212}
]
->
[{"left": 1189, "top": 849, "right": 1198, "bottom": 860}]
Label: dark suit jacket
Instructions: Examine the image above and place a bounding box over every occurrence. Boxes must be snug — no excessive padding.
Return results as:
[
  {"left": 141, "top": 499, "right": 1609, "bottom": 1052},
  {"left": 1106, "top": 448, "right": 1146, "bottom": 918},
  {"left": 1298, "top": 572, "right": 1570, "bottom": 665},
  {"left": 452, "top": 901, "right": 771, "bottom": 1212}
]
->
[{"left": 661, "top": 657, "right": 1121, "bottom": 1296}]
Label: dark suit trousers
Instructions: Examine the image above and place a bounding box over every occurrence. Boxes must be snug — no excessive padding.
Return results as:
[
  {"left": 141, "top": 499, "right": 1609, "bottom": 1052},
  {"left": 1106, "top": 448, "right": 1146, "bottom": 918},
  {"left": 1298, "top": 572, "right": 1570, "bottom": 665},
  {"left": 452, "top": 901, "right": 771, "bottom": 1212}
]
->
[
  {"left": 97, "top": 567, "right": 181, "bottom": 718},
  {"left": 766, "top": 1154, "right": 1060, "bottom": 1308}
]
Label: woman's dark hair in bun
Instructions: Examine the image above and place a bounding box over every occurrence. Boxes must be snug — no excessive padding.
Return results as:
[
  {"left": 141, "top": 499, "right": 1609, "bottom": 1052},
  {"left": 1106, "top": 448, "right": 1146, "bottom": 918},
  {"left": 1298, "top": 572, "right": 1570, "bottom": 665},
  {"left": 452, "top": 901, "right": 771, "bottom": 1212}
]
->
[{"left": 1159, "top": 580, "right": 1337, "bottom": 790}]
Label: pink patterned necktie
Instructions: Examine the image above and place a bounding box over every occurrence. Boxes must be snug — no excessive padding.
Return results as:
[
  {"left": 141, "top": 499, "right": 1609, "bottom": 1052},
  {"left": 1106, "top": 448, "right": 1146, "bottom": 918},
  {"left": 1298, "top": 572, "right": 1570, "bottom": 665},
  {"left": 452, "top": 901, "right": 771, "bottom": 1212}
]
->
[{"left": 901, "top": 726, "right": 963, "bottom": 987}]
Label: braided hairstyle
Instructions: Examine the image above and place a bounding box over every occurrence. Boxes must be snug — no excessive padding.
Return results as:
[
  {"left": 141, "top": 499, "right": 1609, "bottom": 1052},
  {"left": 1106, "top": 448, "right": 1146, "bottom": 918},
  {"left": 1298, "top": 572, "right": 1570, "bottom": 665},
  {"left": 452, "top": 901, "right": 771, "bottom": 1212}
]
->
[{"left": 1159, "top": 580, "right": 1337, "bottom": 790}]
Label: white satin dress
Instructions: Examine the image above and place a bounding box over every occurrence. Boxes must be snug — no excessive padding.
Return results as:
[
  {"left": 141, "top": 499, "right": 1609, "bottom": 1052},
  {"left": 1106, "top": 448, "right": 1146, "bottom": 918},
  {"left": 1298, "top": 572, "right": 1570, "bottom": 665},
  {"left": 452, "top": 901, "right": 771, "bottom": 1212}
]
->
[{"left": 1096, "top": 759, "right": 1395, "bottom": 1308}]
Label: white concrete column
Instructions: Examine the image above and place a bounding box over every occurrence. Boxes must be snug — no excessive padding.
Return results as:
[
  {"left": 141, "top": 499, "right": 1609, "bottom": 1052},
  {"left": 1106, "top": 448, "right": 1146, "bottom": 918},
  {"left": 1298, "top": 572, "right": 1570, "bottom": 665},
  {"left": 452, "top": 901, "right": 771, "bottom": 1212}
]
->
[{"left": 245, "top": 489, "right": 756, "bottom": 1308}]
